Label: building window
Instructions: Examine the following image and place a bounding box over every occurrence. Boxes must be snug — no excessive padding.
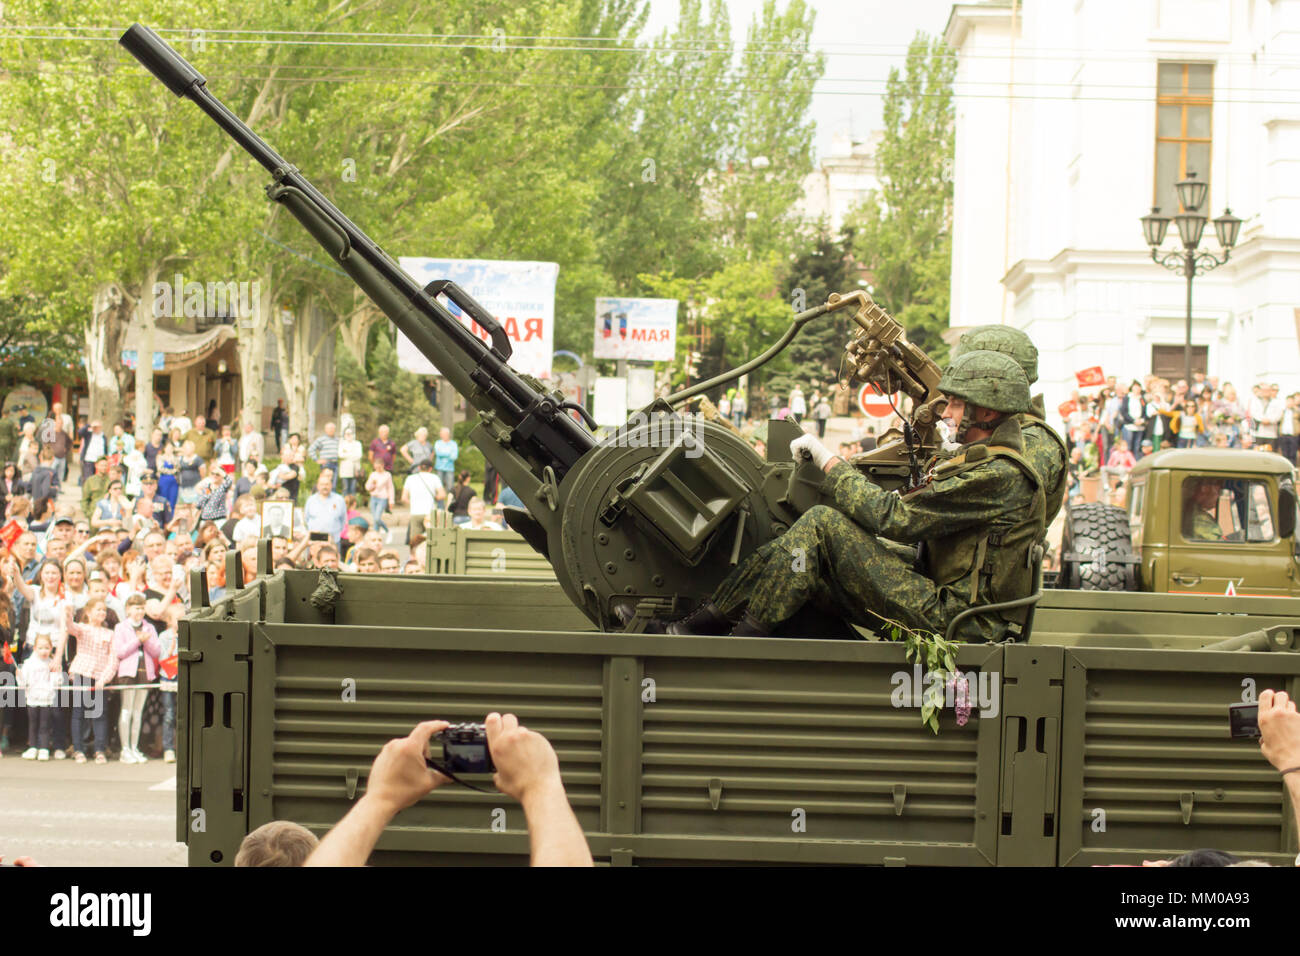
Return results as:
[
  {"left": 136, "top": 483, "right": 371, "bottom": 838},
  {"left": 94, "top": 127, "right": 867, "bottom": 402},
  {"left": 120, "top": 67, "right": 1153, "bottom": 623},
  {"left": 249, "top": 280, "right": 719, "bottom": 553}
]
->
[{"left": 1154, "top": 63, "right": 1213, "bottom": 214}]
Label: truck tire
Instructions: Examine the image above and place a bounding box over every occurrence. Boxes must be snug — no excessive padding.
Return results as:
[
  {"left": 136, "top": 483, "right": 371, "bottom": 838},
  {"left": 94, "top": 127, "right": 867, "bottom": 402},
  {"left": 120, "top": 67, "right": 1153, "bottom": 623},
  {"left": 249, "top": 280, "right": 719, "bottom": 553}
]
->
[{"left": 1061, "top": 502, "right": 1137, "bottom": 591}]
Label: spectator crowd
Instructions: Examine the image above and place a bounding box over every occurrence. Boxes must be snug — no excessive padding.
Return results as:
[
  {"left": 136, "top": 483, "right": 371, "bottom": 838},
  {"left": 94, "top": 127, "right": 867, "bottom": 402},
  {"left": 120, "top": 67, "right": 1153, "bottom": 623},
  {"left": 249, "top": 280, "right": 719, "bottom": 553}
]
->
[
  {"left": 0, "top": 398, "right": 525, "bottom": 763},
  {"left": 1054, "top": 373, "right": 1297, "bottom": 504}
]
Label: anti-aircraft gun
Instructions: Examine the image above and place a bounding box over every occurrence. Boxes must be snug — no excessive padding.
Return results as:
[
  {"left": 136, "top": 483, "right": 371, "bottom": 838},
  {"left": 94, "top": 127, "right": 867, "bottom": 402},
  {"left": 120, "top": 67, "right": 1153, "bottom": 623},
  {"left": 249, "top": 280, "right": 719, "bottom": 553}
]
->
[{"left": 120, "top": 24, "right": 944, "bottom": 632}]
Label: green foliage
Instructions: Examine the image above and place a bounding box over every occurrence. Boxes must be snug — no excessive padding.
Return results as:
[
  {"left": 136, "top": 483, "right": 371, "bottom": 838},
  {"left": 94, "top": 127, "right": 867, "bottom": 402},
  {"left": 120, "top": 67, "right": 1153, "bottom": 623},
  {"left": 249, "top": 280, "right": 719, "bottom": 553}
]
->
[
  {"left": 0, "top": 294, "right": 82, "bottom": 386},
  {"left": 784, "top": 229, "right": 857, "bottom": 387},
  {"left": 0, "top": 418, "right": 17, "bottom": 465},
  {"left": 845, "top": 33, "right": 956, "bottom": 362},
  {"left": 882, "top": 617, "right": 963, "bottom": 734},
  {"left": 639, "top": 255, "right": 790, "bottom": 394}
]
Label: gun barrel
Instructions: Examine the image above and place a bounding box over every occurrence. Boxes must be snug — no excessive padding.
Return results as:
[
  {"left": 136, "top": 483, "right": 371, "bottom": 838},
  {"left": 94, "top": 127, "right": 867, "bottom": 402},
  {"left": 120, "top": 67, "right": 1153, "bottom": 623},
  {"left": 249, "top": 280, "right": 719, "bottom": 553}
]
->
[{"left": 120, "top": 23, "right": 595, "bottom": 474}]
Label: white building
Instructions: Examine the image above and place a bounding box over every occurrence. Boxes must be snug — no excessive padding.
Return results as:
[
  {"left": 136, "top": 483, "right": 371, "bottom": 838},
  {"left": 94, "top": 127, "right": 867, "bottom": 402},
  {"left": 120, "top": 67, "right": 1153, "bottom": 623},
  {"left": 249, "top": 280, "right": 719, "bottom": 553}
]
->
[
  {"left": 946, "top": 0, "right": 1300, "bottom": 417},
  {"left": 799, "top": 129, "right": 884, "bottom": 234}
]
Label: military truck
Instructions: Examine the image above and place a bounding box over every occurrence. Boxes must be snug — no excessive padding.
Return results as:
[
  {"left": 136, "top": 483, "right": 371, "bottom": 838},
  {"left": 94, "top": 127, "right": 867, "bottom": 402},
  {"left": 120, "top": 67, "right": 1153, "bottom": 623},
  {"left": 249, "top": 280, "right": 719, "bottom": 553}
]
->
[
  {"left": 178, "top": 555, "right": 1300, "bottom": 867},
  {"left": 1058, "top": 449, "right": 1298, "bottom": 595},
  {"left": 121, "top": 25, "right": 1300, "bottom": 866}
]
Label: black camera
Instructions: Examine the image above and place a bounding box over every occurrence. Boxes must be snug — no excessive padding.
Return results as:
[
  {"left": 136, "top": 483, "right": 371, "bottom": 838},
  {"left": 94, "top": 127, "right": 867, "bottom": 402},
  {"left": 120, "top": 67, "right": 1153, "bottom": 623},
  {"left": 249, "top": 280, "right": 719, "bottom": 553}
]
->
[
  {"left": 433, "top": 722, "right": 495, "bottom": 773},
  {"left": 1229, "top": 703, "right": 1259, "bottom": 739}
]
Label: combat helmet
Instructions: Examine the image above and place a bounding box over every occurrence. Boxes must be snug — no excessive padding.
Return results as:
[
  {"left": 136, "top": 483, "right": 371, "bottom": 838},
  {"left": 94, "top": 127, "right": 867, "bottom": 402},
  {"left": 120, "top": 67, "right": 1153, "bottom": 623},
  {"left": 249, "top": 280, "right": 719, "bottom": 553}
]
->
[
  {"left": 938, "top": 349, "right": 1032, "bottom": 415},
  {"left": 951, "top": 325, "right": 1038, "bottom": 385}
]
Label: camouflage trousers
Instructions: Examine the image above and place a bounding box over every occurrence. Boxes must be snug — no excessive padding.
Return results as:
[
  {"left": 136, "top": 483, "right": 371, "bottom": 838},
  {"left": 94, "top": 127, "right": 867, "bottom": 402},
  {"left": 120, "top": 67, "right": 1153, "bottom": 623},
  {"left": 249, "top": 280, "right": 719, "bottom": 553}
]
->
[{"left": 712, "top": 505, "right": 996, "bottom": 641}]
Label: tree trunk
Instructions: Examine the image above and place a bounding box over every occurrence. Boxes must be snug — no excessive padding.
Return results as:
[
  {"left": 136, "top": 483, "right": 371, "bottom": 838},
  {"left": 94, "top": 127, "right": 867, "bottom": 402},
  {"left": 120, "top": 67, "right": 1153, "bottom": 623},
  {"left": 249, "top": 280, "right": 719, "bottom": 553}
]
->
[
  {"left": 133, "top": 265, "right": 161, "bottom": 435},
  {"left": 238, "top": 274, "right": 271, "bottom": 432},
  {"left": 338, "top": 296, "right": 381, "bottom": 366},
  {"left": 271, "top": 293, "right": 322, "bottom": 443},
  {"left": 87, "top": 283, "right": 133, "bottom": 426}
]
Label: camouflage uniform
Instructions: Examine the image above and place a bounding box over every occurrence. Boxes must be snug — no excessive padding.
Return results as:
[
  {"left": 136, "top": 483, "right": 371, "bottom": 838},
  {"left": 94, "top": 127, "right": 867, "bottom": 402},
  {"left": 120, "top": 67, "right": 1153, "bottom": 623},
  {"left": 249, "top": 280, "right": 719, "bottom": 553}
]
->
[
  {"left": 712, "top": 416, "right": 1045, "bottom": 642},
  {"left": 952, "top": 326, "right": 1067, "bottom": 527},
  {"left": 1190, "top": 509, "right": 1221, "bottom": 541}
]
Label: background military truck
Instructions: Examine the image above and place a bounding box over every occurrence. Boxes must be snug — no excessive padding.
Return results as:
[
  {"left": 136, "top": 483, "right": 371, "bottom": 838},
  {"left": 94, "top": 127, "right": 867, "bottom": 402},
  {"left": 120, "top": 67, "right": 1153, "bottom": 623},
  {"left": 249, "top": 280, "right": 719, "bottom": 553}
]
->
[{"left": 1058, "top": 449, "right": 1298, "bottom": 594}]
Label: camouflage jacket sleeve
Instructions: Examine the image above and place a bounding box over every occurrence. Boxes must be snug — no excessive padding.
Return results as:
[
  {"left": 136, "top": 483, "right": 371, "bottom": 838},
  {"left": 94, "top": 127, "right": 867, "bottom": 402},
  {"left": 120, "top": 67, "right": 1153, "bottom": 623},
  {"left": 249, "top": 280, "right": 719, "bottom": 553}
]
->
[{"left": 822, "top": 458, "right": 1029, "bottom": 544}]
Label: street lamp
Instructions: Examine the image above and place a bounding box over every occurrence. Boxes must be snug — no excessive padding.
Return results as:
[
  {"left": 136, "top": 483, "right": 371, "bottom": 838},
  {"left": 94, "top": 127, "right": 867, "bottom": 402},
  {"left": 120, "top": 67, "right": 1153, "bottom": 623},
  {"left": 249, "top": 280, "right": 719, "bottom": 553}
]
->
[{"left": 1139, "top": 172, "right": 1242, "bottom": 386}]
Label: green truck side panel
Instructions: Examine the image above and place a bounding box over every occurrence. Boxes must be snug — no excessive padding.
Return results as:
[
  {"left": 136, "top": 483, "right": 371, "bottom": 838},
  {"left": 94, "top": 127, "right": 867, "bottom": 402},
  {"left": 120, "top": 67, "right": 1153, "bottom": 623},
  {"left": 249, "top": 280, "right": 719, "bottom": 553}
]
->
[
  {"left": 180, "top": 571, "right": 1300, "bottom": 866},
  {"left": 1058, "top": 647, "right": 1300, "bottom": 866}
]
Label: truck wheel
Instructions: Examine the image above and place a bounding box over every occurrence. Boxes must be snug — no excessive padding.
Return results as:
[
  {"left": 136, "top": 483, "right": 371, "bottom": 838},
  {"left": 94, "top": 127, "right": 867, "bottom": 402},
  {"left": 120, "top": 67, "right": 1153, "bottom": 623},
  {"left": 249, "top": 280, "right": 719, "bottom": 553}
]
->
[{"left": 1061, "top": 502, "right": 1137, "bottom": 591}]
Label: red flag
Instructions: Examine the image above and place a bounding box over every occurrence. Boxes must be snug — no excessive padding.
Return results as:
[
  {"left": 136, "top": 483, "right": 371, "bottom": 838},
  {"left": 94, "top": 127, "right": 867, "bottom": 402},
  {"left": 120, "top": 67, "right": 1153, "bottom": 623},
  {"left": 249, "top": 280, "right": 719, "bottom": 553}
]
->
[
  {"left": 1058, "top": 400, "right": 1078, "bottom": 420},
  {"left": 2, "top": 642, "right": 11, "bottom": 667},
  {"left": 0, "top": 519, "right": 22, "bottom": 551},
  {"left": 1075, "top": 366, "right": 1105, "bottom": 387},
  {"left": 160, "top": 654, "right": 179, "bottom": 680}
]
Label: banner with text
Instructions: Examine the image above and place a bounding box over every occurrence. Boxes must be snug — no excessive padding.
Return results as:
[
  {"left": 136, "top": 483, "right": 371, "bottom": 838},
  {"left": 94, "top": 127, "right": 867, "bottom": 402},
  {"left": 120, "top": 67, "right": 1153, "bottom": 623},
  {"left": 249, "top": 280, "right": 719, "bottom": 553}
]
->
[
  {"left": 397, "top": 258, "right": 559, "bottom": 380},
  {"left": 593, "top": 297, "right": 678, "bottom": 362}
]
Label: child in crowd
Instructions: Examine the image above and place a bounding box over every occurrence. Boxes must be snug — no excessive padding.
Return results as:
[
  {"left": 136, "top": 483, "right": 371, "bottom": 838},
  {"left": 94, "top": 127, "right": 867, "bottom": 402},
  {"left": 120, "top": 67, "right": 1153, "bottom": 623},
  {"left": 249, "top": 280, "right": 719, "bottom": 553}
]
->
[
  {"left": 113, "top": 593, "right": 160, "bottom": 763},
  {"left": 65, "top": 597, "right": 119, "bottom": 764},
  {"left": 157, "top": 602, "right": 182, "bottom": 763},
  {"left": 18, "top": 634, "right": 60, "bottom": 760}
]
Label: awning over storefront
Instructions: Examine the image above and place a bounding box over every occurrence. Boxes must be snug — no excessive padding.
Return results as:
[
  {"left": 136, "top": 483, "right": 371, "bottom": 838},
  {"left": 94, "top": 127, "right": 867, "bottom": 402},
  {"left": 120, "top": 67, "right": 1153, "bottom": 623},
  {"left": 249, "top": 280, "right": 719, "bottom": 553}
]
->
[{"left": 122, "top": 324, "right": 235, "bottom": 372}]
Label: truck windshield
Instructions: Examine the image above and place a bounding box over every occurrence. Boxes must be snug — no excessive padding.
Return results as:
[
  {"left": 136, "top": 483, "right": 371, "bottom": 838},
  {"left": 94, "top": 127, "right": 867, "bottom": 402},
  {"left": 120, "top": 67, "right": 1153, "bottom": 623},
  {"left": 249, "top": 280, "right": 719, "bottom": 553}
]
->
[{"left": 1181, "top": 477, "right": 1275, "bottom": 543}]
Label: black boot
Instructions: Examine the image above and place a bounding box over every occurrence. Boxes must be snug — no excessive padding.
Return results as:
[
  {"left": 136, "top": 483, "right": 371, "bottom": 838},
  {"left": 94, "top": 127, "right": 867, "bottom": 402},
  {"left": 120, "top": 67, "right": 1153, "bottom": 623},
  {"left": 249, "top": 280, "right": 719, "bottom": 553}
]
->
[
  {"left": 666, "top": 602, "right": 731, "bottom": 636},
  {"left": 729, "top": 612, "right": 771, "bottom": 637}
]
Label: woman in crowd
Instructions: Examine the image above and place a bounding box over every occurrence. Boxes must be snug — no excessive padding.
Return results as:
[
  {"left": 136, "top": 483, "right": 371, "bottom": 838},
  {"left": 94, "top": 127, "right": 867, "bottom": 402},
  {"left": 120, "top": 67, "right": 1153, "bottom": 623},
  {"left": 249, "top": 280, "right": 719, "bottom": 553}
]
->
[
  {"left": 448, "top": 470, "right": 475, "bottom": 520},
  {"left": 176, "top": 440, "right": 205, "bottom": 505},
  {"left": 91, "top": 478, "right": 130, "bottom": 532},
  {"left": 115, "top": 550, "right": 148, "bottom": 603},
  {"left": 0, "top": 554, "right": 19, "bottom": 753},
  {"left": 1118, "top": 381, "right": 1147, "bottom": 458},
  {"left": 17, "top": 422, "right": 39, "bottom": 474},
  {"left": 0, "top": 462, "right": 25, "bottom": 513},
  {"left": 63, "top": 558, "right": 90, "bottom": 615},
  {"left": 123, "top": 439, "right": 149, "bottom": 498},
  {"left": 156, "top": 440, "right": 180, "bottom": 509},
  {"left": 337, "top": 426, "right": 362, "bottom": 497},
  {"left": 364, "top": 456, "right": 395, "bottom": 533}
]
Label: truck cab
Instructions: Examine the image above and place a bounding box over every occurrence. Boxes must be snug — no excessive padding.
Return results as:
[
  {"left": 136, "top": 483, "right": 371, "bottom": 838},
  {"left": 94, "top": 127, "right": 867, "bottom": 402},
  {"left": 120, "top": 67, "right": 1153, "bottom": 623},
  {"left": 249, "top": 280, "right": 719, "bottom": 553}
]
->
[{"left": 1127, "top": 449, "right": 1299, "bottom": 596}]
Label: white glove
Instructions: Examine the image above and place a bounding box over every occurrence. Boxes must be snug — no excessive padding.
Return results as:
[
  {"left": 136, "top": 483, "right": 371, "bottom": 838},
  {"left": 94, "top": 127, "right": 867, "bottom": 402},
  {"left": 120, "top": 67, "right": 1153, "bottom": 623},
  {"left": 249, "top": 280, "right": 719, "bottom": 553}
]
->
[{"left": 790, "top": 433, "right": 833, "bottom": 470}]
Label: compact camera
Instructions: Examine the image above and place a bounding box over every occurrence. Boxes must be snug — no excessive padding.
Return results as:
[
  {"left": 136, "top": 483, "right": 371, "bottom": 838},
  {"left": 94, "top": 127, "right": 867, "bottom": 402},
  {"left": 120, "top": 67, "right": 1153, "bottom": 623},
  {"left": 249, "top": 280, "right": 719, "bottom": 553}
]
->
[
  {"left": 1229, "top": 703, "right": 1259, "bottom": 739},
  {"left": 432, "top": 722, "right": 495, "bottom": 773}
]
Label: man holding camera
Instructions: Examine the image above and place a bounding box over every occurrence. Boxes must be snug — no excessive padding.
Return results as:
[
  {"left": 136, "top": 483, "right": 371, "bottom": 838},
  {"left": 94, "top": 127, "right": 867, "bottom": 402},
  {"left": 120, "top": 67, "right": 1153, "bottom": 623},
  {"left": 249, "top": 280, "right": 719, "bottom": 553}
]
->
[
  {"left": 306, "top": 713, "right": 592, "bottom": 867},
  {"left": 660, "top": 350, "right": 1046, "bottom": 643}
]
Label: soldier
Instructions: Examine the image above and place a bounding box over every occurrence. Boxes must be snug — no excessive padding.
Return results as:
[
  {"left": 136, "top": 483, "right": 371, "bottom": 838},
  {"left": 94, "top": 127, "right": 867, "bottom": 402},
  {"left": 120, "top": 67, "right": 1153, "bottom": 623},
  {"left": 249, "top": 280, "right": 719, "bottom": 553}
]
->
[
  {"left": 664, "top": 351, "right": 1045, "bottom": 642},
  {"left": 949, "top": 325, "right": 1068, "bottom": 529},
  {"left": 1183, "top": 477, "right": 1225, "bottom": 541}
]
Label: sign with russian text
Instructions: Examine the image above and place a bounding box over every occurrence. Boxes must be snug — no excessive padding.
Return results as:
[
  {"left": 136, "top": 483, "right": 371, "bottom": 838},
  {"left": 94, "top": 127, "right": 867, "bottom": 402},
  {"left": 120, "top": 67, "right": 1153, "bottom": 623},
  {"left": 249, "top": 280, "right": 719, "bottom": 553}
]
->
[
  {"left": 396, "top": 258, "right": 559, "bottom": 379},
  {"left": 593, "top": 297, "right": 678, "bottom": 362}
]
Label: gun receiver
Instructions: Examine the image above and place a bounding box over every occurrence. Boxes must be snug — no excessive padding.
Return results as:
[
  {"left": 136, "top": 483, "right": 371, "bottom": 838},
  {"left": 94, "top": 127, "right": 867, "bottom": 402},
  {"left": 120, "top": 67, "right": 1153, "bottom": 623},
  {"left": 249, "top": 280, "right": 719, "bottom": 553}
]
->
[
  {"left": 831, "top": 291, "right": 946, "bottom": 488},
  {"left": 118, "top": 24, "right": 595, "bottom": 486}
]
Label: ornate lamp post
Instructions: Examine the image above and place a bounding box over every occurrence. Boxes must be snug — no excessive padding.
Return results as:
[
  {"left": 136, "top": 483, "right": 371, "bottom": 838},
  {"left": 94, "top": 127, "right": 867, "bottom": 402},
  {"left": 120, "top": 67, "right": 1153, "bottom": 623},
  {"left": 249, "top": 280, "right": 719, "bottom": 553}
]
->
[{"left": 1140, "top": 172, "right": 1242, "bottom": 387}]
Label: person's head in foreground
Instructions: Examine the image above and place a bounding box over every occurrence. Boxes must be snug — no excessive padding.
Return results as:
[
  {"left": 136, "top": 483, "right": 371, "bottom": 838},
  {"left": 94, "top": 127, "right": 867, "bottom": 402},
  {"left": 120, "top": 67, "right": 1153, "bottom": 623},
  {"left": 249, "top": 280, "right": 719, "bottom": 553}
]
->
[{"left": 235, "top": 820, "right": 320, "bottom": 867}]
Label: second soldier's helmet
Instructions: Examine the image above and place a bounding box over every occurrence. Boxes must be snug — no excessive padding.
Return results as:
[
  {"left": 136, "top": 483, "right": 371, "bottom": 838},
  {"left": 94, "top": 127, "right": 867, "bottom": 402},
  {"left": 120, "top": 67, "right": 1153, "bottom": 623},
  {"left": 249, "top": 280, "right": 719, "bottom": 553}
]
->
[
  {"left": 950, "top": 324, "right": 1038, "bottom": 385},
  {"left": 939, "top": 349, "right": 1032, "bottom": 415}
]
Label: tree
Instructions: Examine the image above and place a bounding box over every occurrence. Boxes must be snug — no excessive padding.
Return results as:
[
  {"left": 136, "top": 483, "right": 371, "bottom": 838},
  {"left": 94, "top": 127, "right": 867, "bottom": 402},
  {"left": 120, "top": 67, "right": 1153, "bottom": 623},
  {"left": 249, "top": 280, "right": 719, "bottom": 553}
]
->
[
  {"left": 639, "top": 255, "right": 790, "bottom": 396},
  {"left": 0, "top": 293, "right": 82, "bottom": 387},
  {"left": 783, "top": 228, "right": 857, "bottom": 387},
  {"left": 845, "top": 33, "right": 956, "bottom": 362}
]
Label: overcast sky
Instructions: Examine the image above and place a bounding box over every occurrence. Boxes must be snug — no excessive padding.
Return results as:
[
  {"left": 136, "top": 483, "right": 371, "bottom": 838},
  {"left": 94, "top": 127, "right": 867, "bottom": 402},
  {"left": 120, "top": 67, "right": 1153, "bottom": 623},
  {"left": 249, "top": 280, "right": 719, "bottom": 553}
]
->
[{"left": 643, "top": 0, "right": 957, "bottom": 159}]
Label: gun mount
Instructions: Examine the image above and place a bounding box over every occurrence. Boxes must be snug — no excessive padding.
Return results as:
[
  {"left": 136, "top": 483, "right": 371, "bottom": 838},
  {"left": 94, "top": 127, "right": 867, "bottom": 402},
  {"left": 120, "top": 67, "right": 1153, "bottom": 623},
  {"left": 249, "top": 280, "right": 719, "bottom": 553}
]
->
[{"left": 120, "top": 24, "right": 875, "bottom": 632}]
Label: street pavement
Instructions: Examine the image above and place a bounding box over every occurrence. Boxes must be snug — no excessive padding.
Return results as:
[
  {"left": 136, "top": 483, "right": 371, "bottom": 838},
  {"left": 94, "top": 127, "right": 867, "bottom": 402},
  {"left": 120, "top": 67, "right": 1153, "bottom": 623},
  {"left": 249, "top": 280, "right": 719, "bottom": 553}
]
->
[{"left": 0, "top": 756, "right": 185, "bottom": 866}]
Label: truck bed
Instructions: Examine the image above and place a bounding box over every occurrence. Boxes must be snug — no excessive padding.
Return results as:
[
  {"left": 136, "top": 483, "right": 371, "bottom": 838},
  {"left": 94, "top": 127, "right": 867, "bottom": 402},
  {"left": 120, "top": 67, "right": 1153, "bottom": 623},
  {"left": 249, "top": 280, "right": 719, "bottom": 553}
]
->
[{"left": 177, "top": 570, "right": 1300, "bottom": 866}]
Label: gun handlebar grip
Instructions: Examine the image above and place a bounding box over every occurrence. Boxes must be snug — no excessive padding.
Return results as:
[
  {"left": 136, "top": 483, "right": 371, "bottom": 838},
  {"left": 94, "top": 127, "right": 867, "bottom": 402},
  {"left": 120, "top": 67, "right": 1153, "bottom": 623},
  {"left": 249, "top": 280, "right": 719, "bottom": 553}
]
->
[{"left": 120, "top": 23, "right": 206, "bottom": 97}]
